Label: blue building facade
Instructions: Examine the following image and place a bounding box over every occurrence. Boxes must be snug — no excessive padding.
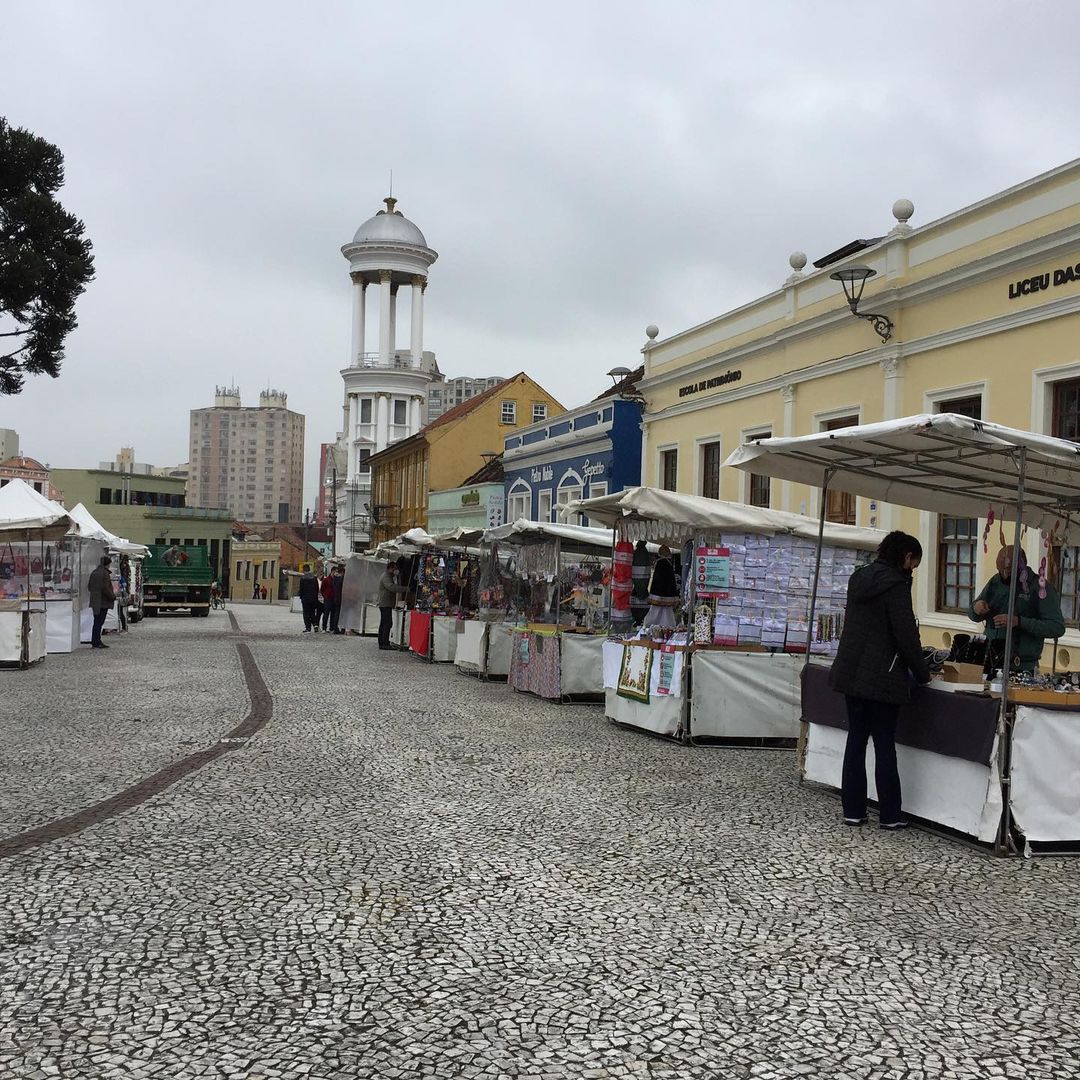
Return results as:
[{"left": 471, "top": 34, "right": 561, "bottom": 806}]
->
[{"left": 502, "top": 397, "right": 643, "bottom": 524}]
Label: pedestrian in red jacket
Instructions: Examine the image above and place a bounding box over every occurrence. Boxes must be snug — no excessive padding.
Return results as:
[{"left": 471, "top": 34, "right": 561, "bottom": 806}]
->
[{"left": 320, "top": 572, "right": 335, "bottom": 632}]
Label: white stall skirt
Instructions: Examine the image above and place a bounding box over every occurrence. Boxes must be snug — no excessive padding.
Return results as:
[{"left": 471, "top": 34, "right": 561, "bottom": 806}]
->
[
  {"left": 455, "top": 621, "right": 487, "bottom": 674},
  {"left": 805, "top": 722, "right": 1002, "bottom": 843},
  {"left": 45, "top": 600, "right": 79, "bottom": 653},
  {"left": 605, "top": 687, "right": 685, "bottom": 737},
  {"left": 690, "top": 651, "right": 800, "bottom": 742},
  {"left": 560, "top": 634, "right": 605, "bottom": 698},
  {"left": 1011, "top": 705, "right": 1080, "bottom": 845},
  {"left": 486, "top": 624, "right": 513, "bottom": 678},
  {"left": 431, "top": 616, "right": 458, "bottom": 663}
]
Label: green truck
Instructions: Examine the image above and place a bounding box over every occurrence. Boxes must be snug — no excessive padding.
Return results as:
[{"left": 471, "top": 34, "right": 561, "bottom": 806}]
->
[{"left": 143, "top": 544, "right": 212, "bottom": 617}]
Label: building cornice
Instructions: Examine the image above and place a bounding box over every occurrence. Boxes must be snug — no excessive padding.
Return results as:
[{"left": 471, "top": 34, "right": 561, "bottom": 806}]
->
[
  {"left": 504, "top": 437, "right": 614, "bottom": 472},
  {"left": 640, "top": 225, "right": 1080, "bottom": 396},
  {"left": 643, "top": 291, "right": 1080, "bottom": 423}
]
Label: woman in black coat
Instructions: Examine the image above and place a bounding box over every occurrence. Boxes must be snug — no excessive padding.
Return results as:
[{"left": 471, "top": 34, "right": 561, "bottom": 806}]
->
[{"left": 829, "top": 531, "right": 931, "bottom": 829}]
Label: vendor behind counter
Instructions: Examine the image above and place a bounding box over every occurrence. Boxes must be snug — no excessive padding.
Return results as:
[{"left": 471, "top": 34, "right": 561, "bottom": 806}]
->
[{"left": 968, "top": 545, "right": 1065, "bottom": 674}]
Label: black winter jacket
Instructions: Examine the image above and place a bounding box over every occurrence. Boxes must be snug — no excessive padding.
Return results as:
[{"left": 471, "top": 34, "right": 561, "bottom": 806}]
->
[
  {"left": 828, "top": 559, "right": 931, "bottom": 705},
  {"left": 298, "top": 572, "right": 319, "bottom": 604}
]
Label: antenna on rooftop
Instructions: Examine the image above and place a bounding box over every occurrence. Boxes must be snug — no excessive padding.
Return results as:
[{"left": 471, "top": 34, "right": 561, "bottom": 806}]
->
[{"left": 389, "top": 169, "right": 393, "bottom": 198}]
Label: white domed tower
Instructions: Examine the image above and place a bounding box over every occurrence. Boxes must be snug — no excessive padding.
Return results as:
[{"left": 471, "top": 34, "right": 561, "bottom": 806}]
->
[{"left": 337, "top": 196, "right": 440, "bottom": 551}]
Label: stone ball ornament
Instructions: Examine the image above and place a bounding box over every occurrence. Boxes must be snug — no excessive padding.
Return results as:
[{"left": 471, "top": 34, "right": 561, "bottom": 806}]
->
[
  {"left": 892, "top": 198, "right": 915, "bottom": 225},
  {"left": 645, "top": 324, "right": 659, "bottom": 341},
  {"left": 789, "top": 251, "right": 808, "bottom": 272}
]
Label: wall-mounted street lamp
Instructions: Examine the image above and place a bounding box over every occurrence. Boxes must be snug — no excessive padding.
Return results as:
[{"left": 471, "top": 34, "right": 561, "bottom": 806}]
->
[
  {"left": 829, "top": 265, "right": 894, "bottom": 343},
  {"left": 607, "top": 366, "right": 646, "bottom": 406}
]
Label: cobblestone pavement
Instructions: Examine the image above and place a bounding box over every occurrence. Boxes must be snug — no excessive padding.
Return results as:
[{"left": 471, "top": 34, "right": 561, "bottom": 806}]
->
[{"left": 1, "top": 604, "right": 1078, "bottom": 1079}]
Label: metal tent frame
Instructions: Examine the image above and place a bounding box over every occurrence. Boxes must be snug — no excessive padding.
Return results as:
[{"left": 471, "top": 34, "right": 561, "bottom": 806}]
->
[{"left": 725, "top": 412, "right": 1080, "bottom": 855}]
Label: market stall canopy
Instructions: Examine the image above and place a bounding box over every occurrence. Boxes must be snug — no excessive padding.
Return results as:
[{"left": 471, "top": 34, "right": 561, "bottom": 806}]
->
[
  {"left": 0, "top": 478, "right": 72, "bottom": 540},
  {"left": 560, "top": 486, "right": 884, "bottom": 551},
  {"left": 67, "top": 503, "right": 151, "bottom": 556},
  {"left": 484, "top": 518, "right": 623, "bottom": 555},
  {"left": 430, "top": 526, "right": 486, "bottom": 548},
  {"left": 724, "top": 413, "right": 1080, "bottom": 544},
  {"left": 373, "top": 527, "right": 437, "bottom": 558}
]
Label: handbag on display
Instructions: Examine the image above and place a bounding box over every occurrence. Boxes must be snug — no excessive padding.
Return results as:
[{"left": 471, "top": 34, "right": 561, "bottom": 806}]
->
[
  {"left": 14, "top": 550, "right": 28, "bottom": 576},
  {"left": 31, "top": 552, "right": 43, "bottom": 575},
  {"left": 0, "top": 543, "right": 14, "bottom": 580},
  {"left": 61, "top": 555, "right": 72, "bottom": 583},
  {"left": 44, "top": 546, "right": 53, "bottom": 576}
]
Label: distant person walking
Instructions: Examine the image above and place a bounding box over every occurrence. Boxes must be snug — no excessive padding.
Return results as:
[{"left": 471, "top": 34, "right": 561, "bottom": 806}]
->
[
  {"left": 320, "top": 571, "right": 335, "bottom": 631},
  {"left": 87, "top": 555, "right": 116, "bottom": 649},
  {"left": 329, "top": 565, "right": 345, "bottom": 634},
  {"left": 298, "top": 568, "right": 320, "bottom": 633},
  {"left": 252, "top": 580, "right": 260, "bottom": 601},
  {"left": 377, "top": 561, "right": 408, "bottom": 650}
]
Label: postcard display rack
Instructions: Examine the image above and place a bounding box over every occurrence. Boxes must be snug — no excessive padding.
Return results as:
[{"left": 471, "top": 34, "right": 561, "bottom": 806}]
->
[{"left": 604, "top": 531, "right": 870, "bottom": 742}]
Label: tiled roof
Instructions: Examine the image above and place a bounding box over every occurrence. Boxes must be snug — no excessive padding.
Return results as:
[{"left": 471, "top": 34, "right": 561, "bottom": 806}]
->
[
  {"left": 460, "top": 456, "right": 504, "bottom": 485},
  {"left": 590, "top": 364, "right": 644, "bottom": 403},
  {"left": 0, "top": 456, "right": 49, "bottom": 473},
  {"left": 423, "top": 372, "right": 527, "bottom": 431}
]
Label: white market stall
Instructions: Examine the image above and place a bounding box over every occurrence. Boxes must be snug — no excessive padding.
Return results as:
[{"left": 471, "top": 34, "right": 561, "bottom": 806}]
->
[
  {"left": 726, "top": 411, "right": 1080, "bottom": 853},
  {"left": 0, "top": 480, "right": 72, "bottom": 667},
  {"left": 484, "top": 520, "right": 621, "bottom": 701},
  {"left": 565, "top": 487, "right": 882, "bottom": 743},
  {"left": 67, "top": 503, "right": 149, "bottom": 634}
]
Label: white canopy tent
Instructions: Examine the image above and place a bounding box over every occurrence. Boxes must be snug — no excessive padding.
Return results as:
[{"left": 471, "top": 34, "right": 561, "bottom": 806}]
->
[
  {"left": 68, "top": 503, "right": 150, "bottom": 555},
  {"left": 560, "top": 486, "right": 884, "bottom": 551},
  {"left": 0, "top": 479, "right": 71, "bottom": 539},
  {"left": 725, "top": 413, "right": 1080, "bottom": 544},
  {"left": 725, "top": 412, "right": 1080, "bottom": 853},
  {"left": 0, "top": 481, "right": 73, "bottom": 665},
  {"left": 485, "top": 518, "right": 626, "bottom": 555}
]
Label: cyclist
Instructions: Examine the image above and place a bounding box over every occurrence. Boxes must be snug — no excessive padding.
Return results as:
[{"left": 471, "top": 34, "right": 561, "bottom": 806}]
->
[{"left": 210, "top": 580, "right": 223, "bottom": 609}]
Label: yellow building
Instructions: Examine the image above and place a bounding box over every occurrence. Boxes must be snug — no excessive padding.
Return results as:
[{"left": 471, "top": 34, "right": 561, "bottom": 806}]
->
[
  {"left": 640, "top": 158, "right": 1080, "bottom": 661},
  {"left": 229, "top": 539, "right": 281, "bottom": 602},
  {"left": 367, "top": 372, "right": 563, "bottom": 542}
]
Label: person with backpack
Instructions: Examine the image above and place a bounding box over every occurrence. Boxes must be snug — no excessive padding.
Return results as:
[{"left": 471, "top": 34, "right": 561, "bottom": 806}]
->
[{"left": 298, "top": 568, "right": 320, "bottom": 632}]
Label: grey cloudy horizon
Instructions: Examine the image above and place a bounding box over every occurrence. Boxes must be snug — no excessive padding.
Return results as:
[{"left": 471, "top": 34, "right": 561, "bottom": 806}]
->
[{"left": 3, "top": 1, "right": 1080, "bottom": 511}]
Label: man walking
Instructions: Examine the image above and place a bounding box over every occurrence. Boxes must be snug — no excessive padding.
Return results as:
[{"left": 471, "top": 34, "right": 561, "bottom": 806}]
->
[
  {"left": 377, "top": 561, "right": 408, "bottom": 650},
  {"left": 87, "top": 555, "right": 116, "bottom": 650},
  {"left": 298, "top": 567, "right": 319, "bottom": 633},
  {"left": 329, "top": 565, "right": 345, "bottom": 634}
]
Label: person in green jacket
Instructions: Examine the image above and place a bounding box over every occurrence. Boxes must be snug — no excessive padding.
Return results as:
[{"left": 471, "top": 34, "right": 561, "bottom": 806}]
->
[{"left": 968, "top": 545, "right": 1065, "bottom": 674}]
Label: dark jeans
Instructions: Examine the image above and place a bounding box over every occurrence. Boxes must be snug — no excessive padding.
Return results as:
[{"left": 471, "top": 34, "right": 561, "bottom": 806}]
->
[
  {"left": 91, "top": 606, "right": 109, "bottom": 646},
  {"left": 301, "top": 599, "right": 317, "bottom": 631},
  {"left": 328, "top": 601, "right": 340, "bottom": 633},
  {"left": 841, "top": 696, "right": 902, "bottom": 824},
  {"left": 378, "top": 606, "right": 393, "bottom": 648},
  {"left": 321, "top": 600, "right": 334, "bottom": 631}
]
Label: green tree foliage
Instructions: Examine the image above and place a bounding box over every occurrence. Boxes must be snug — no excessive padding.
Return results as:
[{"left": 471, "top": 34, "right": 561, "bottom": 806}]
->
[{"left": 0, "top": 118, "right": 95, "bottom": 395}]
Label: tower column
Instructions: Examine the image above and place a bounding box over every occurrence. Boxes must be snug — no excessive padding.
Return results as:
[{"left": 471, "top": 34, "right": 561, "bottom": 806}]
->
[
  {"left": 389, "top": 285, "right": 400, "bottom": 360},
  {"left": 410, "top": 275, "right": 425, "bottom": 365},
  {"left": 378, "top": 271, "right": 393, "bottom": 366},
  {"left": 375, "top": 392, "right": 389, "bottom": 451},
  {"left": 349, "top": 276, "right": 366, "bottom": 365},
  {"left": 347, "top": 395, "right": 359, "bottom": 474},
  {"left": 410, "top": 395, "right": 423, "bottom": 432}
]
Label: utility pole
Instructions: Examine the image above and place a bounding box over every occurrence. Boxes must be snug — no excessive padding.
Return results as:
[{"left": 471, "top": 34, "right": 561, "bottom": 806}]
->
[
  {"left": 329, "top": 465, "right": 337, "bottom": 557},
  {"left": 304, "top": 508, "right": 310, "bottom": 571}
]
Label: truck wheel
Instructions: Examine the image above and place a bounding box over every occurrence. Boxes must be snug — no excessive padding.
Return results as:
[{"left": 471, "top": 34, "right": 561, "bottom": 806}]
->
[
  {"left": 199, "top": 608, "right": 210, "bottom": 618},
  {"left": 145, "top": 608, "right": 157, "bottom": 617},
  {"left": 190, "top": 607, "right": 201, "bottom": 617}
]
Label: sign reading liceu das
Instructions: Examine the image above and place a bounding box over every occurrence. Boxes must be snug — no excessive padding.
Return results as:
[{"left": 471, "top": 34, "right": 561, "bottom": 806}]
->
[
  {"left": 1009, "top": 260, "right": 1080, "bottom": 299},
  {"left": 678, "top": 369, "right": 742, "bottom": 398}
]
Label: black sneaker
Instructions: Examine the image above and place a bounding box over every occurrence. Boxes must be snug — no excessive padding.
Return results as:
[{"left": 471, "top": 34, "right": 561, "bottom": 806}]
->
[
  {"left": 843, "top": 817, "right": 867, "bottom": 826},
  {"left": 879, "top": 820, "right": 909, "bottom": 831}
]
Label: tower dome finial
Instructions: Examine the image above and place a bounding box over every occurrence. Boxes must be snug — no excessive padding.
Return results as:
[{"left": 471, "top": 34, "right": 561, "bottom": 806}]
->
[{"left": 383, "top": 195, "right": 398, "bottom": 216}]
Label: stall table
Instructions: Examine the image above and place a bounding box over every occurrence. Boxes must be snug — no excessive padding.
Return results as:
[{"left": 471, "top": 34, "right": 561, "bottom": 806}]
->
[
  {"left": 690, "top": 650, "right": 803, "bottom": 744},
  {"left": 510, "top": 629, "right": 605, "bottom": 701},
  {"left": 455, "top": 620, "right": 487, "bottom": 675},
  {"left": 802, "top": 664, "right": 1002, "bottom": 843},
  {"left": 0, "top": 606, "right": 46, "bottom": 666}
]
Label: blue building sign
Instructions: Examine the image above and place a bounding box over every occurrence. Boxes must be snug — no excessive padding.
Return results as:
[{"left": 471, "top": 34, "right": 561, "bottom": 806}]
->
[{"left": 502, "top": 397, "right": 643, "bottom": 524}]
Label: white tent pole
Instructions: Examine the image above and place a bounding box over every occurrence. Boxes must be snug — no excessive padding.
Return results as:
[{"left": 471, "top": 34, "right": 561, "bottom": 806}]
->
[
  {"left": 554, "top": 536, "right": 562, "bottom": 627},
  {"left": 799, "top": 468, "right": 833, "bottom": 774},
  {"left": 995, "top": 447, "right": 1027, "bottom": 856}
]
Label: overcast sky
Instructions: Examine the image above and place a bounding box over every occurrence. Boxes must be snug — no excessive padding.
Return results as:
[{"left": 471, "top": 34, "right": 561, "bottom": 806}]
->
[{"left": 3, "top": 2, "right": 1080, "bottom": 510}]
